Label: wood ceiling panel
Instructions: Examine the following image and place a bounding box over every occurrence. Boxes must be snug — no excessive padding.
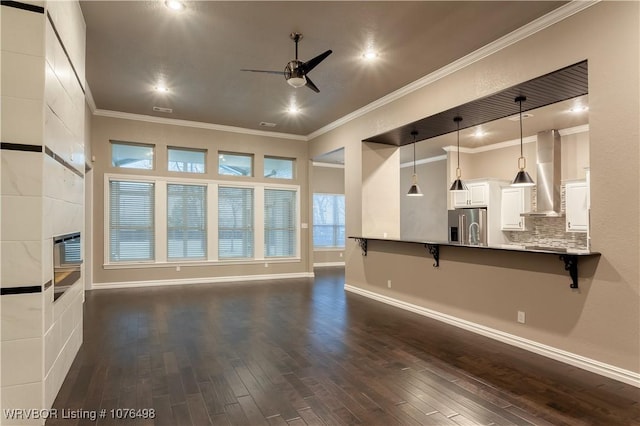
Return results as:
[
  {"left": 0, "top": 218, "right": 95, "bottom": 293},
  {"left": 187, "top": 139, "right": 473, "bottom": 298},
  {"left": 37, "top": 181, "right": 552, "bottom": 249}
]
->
[{"left": 364, "top": 60, "right": 588, "bottom": 146}]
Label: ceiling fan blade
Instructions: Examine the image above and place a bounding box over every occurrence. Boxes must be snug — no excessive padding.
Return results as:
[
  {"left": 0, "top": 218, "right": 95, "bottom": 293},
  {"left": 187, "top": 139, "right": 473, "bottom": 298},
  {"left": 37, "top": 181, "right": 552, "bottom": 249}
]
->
[
  {"left": 302, "top": 50, "right": 332, "bottom": 74},
  {"left": 305, "top": 76, "right": 320, "bottom": 93},
  {"left": 240, "top": 69, "right": 283, "bottom": 75}
]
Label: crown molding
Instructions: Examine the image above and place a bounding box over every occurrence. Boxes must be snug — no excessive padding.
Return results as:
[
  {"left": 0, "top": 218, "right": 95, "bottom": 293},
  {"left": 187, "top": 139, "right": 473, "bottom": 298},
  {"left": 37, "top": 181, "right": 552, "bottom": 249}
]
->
[
  {"left": 400, "top": 154, "right": 447, "bottom": 169},
  {"left": 312, "top": 161, "right": 345, "bottom": 169},
  {"left": 85, "top": 84, "right": 97, "bottom": 113},
  {"left": 93, "top": 109, "right": 308, "bottom": 141},
  {"left": 559, "top": 124, "right": 589, "bottom": 136},
  {"left": 306, "top": 0, "right": 598, "bottom": 141},
  {"left": 439, "top": 124, "right": 589, "bottom": 155}
]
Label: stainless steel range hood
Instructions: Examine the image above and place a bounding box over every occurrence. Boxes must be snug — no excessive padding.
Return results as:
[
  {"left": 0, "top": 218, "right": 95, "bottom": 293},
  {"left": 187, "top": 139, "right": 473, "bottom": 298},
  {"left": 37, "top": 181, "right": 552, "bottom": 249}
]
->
[{"left": 521, "top": 130, "right": 564, "bottom": 217}]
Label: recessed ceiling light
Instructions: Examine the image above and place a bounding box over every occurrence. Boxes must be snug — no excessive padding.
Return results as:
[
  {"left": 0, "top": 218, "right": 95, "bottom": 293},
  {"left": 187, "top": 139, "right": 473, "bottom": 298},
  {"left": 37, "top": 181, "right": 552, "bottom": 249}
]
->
[
  {"left": 287, "top": 105, "right": 300, "bottom": 114},
  {"left": 473, "top": 129, "right": 486, "bottom": 138},
  {"left": 507, "top": 113, "right": 534, "bottom": 121},
  {"left": 165, "top": 0, "right": 185, "bottom": 11},
  {"left": 362, "top": 49, "right": 379, "bottom": 60},
  {"left": 570, "top": 105, "right": 588, "bottom": 113},
  {"left": 155, "top": 85, "right": 169, "bottom": 93}
]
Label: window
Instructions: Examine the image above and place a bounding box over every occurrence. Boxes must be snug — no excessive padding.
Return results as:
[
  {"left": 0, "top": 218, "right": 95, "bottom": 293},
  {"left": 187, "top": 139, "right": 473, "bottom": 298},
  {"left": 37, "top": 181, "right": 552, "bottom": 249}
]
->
[
  {"left": 313, "top": 193, "right": 345, "bottom": 248},
  {"left": 168, "top": 147, "right": 206, "bottom": 173},
  {"left": 264, "top": 189, "right": 296, "bottom": 257},
  {"left": 167, "top": 184, "right": 207, "bottom": 259},
  {"left": 218, "top": 187, "right": 254, "bottom": 258},
  {"left": 219, "top": 152, "right": 253, "bottom": 176},
  {"left": 264, "top": 157, "right": 295, "bottom": 179},
  {"left": 111, "top": 142, "right": 154, "bottom": 169},
  {"left": 109, "top": 180, "right": 155, "bottom": 261}
]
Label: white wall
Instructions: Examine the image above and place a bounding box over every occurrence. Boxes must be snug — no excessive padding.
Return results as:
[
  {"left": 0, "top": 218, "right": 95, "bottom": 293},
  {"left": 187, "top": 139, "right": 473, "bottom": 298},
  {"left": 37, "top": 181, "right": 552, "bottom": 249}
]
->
[{"left": 0, "top": 1, "right": 86, "bottom": 424}]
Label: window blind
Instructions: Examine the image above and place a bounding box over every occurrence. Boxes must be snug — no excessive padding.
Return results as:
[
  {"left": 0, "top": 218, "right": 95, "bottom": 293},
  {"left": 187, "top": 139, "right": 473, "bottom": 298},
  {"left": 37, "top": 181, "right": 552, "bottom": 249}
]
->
[
  {"left": 218, "top": 187, "right": 254, "bottom": 258},
  {"left": 167, "top": 184, "right": 207, "bottom": 259},
  {"left": 109, "top": 180, "right": 155, "bottom": 261},
  {"left": 264, "top": 189, "right": 296, "bottom": 257}
]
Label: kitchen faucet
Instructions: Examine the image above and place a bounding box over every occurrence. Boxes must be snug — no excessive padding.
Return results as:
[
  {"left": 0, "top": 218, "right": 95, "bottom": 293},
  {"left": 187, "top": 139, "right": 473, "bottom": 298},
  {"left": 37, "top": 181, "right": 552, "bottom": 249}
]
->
[{"left": 469, "top": 222, "right": 480, "bottom": 245}]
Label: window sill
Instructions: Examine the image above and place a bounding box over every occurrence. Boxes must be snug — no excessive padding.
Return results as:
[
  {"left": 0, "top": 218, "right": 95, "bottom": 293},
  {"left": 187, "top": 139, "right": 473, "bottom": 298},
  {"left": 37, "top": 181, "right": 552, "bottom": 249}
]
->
[{"left": 103, "top": 257, "right": 301, "bottom": 269}]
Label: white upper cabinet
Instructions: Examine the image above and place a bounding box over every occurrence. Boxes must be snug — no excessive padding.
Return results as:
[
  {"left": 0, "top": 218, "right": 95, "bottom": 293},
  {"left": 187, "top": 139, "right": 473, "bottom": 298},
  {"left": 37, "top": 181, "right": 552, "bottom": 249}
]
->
[
  {"left": 452, "top": 181, "right": 489, "bottom": 207},
  {"left": 501, "top": 187, "right": 531, "bottom": 231},
  {"left": 565, "top": 181, "right": 589, "bottom": 232}
]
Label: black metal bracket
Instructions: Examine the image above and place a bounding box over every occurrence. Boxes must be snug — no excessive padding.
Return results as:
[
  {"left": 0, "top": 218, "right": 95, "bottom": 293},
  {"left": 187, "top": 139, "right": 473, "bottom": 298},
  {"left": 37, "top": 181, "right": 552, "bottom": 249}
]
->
[
  {"left": 355, "top": 238, "right": 368, "bottom": 256},
  {"left": 425, "top": 244, "right": 440, "bottom": 268},
  {"left": 559, "top": 255, "right": 579, "bottom": 289}
]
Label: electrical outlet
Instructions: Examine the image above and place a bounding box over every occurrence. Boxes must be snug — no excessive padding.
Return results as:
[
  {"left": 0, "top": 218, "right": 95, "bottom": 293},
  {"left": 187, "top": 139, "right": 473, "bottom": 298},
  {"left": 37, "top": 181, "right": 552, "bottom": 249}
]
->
[
  {"left": 176, "top": 266, "right": 181, "bottom": 272},
  {"left": 387, "top": 280, "right": 392, "bottom": 288},
  {"left": 339, "top": 252, "right": 343, "bottom": 258},
  {"left": 264, "top": 263, "right": 269, "bottom": 268},
  {"left": 517, "top": 311, "right": 526, "bottom": 324}
]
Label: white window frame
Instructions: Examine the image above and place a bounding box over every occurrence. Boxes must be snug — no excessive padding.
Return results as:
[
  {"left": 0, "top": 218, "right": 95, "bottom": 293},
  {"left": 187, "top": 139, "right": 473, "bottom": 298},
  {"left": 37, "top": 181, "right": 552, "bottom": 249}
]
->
[{"left": 103, "top": 173, "right": 300, "bottom": 268}]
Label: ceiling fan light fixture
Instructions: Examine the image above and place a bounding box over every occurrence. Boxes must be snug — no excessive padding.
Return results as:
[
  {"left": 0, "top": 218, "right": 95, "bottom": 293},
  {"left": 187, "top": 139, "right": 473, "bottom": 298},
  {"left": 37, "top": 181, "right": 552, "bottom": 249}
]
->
[{"left": 287, "top": 76, "right": 307, "bottom": 88}]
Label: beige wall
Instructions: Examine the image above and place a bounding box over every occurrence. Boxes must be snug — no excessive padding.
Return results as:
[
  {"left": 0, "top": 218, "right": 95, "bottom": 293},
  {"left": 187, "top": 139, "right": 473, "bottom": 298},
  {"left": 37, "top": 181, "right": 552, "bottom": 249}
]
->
[
  {"left": 91, "top": 115, "right": 312, "bottom": 284},
  {"left": 309, "top": 2, "right": 640, "bottom": 376},
  {"left": 463, "top": 131, "right": 589, "bottom": 182},
  {"left": 400, "top": 159, "right": 447, "bottom": 241},
  {"left": 312, "top": 165, "right": 344, "bottom": 193}
]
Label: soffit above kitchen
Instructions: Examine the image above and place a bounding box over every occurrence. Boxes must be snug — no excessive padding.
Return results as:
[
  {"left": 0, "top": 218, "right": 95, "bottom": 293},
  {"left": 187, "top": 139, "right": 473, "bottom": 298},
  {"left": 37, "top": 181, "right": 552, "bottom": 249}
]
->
[{"left": 80, "top": 1, "right": 568, "bottom": 137}]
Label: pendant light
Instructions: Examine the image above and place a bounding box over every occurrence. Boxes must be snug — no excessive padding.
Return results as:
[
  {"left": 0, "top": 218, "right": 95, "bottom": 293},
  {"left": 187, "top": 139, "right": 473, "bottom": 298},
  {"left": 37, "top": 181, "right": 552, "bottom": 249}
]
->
[
  {"left": 511, "top": 95, "right": 535, "bottom": 187},
  {"left": 407, "top": 130, "right": 423, "bottom": 197},
  {"left": 449, "top": 116, "right": 467, "bottom": 192}
]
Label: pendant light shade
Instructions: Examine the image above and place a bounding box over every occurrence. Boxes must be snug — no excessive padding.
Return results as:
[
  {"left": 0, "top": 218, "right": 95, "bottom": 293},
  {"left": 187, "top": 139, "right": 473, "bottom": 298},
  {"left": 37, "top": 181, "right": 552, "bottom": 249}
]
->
[
  {"left": 511, "top": 96, "right": 535, "bottom": 187},
  {"left": 449, "top": 116, "right": 468, "bottom": 192},
  {"left": 407, "top": 130, "right": 423, "bottom": 197}
]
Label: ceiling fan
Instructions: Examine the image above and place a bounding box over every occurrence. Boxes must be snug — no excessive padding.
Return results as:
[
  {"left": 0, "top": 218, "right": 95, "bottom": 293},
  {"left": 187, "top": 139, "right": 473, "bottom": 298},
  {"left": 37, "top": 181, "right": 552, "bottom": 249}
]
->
[{"left": 241, "top": 32, "right": 332, "bottom": 93}]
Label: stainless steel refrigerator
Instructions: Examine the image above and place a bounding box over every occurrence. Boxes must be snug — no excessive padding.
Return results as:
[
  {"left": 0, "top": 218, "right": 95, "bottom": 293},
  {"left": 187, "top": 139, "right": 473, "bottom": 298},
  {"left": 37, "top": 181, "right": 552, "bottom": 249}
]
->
[{"left": 448, "top": 208, "right": 487, "bottom": 245}]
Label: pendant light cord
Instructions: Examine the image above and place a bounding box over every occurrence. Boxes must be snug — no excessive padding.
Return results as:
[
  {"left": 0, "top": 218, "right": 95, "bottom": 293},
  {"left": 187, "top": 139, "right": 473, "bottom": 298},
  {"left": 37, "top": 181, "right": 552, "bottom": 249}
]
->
[
  {"left": 411, "top": 131, "right": 418, "bottom": 175},
  {"left": 519, "top": 98, "right": 524, "bottom": 158},
  {"left": 456, "top": 120, "right": 461, "bottom": 167}
]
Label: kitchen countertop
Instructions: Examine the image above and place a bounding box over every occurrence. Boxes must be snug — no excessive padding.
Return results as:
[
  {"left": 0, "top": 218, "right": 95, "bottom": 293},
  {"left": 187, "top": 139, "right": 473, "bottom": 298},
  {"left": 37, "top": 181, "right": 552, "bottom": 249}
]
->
[{"left": 348, "top": 236, "right": 598, "bottom": 256}]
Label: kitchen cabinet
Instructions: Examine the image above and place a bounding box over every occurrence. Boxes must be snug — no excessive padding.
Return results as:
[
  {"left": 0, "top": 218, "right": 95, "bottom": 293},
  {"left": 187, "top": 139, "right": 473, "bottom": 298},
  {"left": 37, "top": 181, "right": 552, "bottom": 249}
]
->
[
  {"left": 501, "top": 187, "right": 531, "bottom": 231},
  {"left": 452, "top": 181, "right": 489, "bottom": 207},
  {"left": 565, "top": 181, "right": 589, "bottom": 232}
]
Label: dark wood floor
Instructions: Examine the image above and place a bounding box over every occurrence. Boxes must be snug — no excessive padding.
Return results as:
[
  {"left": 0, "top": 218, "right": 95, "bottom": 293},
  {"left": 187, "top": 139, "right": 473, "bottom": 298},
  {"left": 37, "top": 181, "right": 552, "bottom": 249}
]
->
[{"left": 49, "top": 267, "right": 639, "bottom": 426}]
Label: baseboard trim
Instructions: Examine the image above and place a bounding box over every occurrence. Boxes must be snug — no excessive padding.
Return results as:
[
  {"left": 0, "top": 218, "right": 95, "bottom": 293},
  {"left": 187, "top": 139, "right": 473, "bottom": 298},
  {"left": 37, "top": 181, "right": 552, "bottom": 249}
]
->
[
  {"left": 93, "top": 272, "right": 315, "bottom": 290},
  {"left": 344, "top": 283, "right": 640, "bottom": 388},
  {"left": 313, "top": 262, "right": 346, "bottom": 268}
]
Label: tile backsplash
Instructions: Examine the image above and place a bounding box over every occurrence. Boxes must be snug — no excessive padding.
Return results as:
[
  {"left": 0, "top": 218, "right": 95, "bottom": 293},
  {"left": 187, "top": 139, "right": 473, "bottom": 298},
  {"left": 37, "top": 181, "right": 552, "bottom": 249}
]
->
[{"left": 504, "top": 185, "right": 589, "bottom": 250}]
